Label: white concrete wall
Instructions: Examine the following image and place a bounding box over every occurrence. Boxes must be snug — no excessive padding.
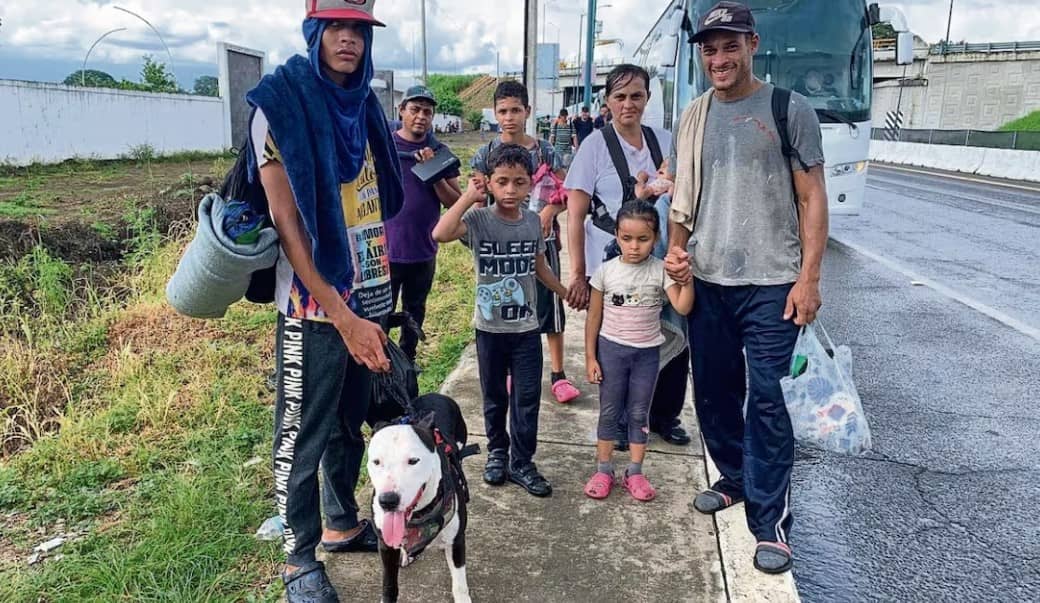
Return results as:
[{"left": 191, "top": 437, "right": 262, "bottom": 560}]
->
[
  {"left": 0, "top": 79, "right": 226, "bottom": 166},
  {"left": 872, "top": 51, "right": 1040, "bottom": 131},
  {"left": 870, "top": 140, "right": 1040, "bottom": 182}
]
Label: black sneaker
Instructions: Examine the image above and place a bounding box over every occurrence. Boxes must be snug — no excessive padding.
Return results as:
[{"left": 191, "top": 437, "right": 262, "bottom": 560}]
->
[
  {"left": 483, "top": 449, "right": 508, "bottom": 485},
  {"left": 283, "top": 561, "right": 339, "bottom": 603},
  {"left": 507, "top": 462, "right": 552, "bottom": 497}
]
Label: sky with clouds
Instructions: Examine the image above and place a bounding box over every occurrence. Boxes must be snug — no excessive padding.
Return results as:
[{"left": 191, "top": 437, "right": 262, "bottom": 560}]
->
[{"left": 0, "top": 1, "right": 1038, "bottom": 88}]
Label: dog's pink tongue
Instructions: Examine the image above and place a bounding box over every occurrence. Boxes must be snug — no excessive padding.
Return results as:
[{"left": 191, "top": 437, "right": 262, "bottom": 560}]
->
[{"left": 382, "top": 512, "right": 406, "bottom": 548}]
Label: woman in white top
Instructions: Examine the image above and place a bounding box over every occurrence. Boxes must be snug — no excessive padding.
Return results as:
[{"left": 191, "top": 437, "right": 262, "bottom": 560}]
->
[
  {"left": 564, "top": 64, "right": 673, "bottom": 310},
  {"left": 564, "top": 64, "right": 693, "bottom": 450}
]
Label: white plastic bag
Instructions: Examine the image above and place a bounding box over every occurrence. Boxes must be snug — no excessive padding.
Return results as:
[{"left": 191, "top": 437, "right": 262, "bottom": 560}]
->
[{"left": 780, "top": 322, "right": 872, "bottom": 456}]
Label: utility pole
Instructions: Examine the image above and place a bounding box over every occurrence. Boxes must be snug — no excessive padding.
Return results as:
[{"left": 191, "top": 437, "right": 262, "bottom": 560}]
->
[
  {"left": 583, "top": 0, "right": 597, "bottom": 108},
  {"left": 943, "top": 0, "right": 954, "bottom": 55},
  {"left": 421, "top": 0, "right": 429, "bottom": 82},
  {"left": 577, "top": 13, "right": 585, "bottom": 100},
  {"left": 524, "top": 0, "right": 538, "bottom": 135}
]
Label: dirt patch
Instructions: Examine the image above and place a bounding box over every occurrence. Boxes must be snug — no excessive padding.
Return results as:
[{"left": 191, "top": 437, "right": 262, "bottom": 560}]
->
[
  {"left": 107, "top": 303, "right": 231, "bottom": 355},
  {"left": 0, "top": 158, "right": 222, "bottom": 264}
]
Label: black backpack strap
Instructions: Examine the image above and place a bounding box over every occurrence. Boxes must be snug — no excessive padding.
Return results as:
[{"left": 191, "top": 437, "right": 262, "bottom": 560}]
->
[
  {"left": 601, "top": 124, "right": 637, "bottom": 202},
  {"left": 771, "top": 87, "right": 811, "bottom": 172},
  {"left": 642, "top": 126, "right": 664, "bottom": 171}
]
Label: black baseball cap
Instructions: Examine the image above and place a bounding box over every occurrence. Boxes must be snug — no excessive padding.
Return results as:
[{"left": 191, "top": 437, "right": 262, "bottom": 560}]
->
[
  {"left": 691, "top": 1, "right": 756, "bottom": 43},
  {"left": 401, "top": 85, "right": 437, "bottom": 106}
]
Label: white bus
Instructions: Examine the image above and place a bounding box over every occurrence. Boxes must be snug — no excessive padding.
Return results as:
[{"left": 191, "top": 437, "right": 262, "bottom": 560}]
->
[{"left": 636, "top": 0, "right": 912, "bottom": 214}]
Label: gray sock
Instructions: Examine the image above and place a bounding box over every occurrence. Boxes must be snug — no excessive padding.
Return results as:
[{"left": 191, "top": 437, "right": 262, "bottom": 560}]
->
[
  {"left": 627, "top": 462, "right": 643, "bottom": 476},
  {"left": 597, "top": 461, "right": 614, "bottom": 475}
]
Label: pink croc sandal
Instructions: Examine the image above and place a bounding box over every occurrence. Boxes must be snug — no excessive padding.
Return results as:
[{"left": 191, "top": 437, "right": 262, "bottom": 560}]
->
[
  {"left": 551, "top": 378, "right": 580, "bottom": 403},
  {"left": 583, "top": 472, "right": 615, "bottom": 500},
  {"left": 623, "top": 473, "right": 657, "bottom": 502}
]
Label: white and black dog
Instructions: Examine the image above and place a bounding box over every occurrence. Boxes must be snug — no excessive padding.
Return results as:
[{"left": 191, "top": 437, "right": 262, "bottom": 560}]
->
[{"left": 368, "top": 393, "right": 478, "bottom": 603}]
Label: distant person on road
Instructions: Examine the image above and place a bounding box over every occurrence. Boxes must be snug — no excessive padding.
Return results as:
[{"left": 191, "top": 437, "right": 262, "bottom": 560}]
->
[
  {"left": 573, "top": 105, "right": 596, "bottom": 146},
  {"left": 549, "top": 108, "right": 576, "bottom": 167},
  {"left": 387, "top": 85, "right": 462, "bottom": 361},
  {"left": 565, "top": 63, "right": 696, "bottom": 453},
  {"left": 433, "top": 143, "right": 571, "bottom": 498},
  {"left": 246, "top": 1, "right": 404, "bottom": 600},
  {"left": 583, "top": 201, "right": 694, "bottom": 504},
  {"left": 470, "top": 81, "right": 580, "bottom": 406},
  {"left": 594, "top": 105, "right": 612, "bottom": 129},
  {"left": 665, "top": 0, "right": 828, "bottom": 575}
]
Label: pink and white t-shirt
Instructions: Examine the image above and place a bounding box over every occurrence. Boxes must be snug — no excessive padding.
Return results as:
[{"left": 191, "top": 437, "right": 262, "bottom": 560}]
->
[{"left": 590, "top": 256, "right": 680, "bottom": 348}]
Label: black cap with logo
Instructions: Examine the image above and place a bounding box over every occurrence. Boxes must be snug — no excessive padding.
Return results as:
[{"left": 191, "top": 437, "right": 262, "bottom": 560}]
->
[{"left": 691, "top": 1, "right": 756, "bottom": 43}]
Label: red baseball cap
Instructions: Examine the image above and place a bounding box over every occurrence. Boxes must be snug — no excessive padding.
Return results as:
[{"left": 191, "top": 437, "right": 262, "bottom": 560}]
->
[{"left": 306, "top": 0, "right": 386, "bottom": 27}]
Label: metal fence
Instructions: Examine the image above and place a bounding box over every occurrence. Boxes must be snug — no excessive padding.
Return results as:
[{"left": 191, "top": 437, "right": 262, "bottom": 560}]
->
[{"left": 871, "top": 128, "right": 1040, "bottom": 151}]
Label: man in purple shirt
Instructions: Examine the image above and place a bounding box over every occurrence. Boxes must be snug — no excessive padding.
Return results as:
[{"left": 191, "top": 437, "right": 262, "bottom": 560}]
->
[{"left": 388, "top": 85, "right": 462, "bottom": 360}]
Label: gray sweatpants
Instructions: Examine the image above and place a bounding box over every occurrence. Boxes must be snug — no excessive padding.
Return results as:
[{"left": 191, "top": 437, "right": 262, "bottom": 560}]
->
[{"left": 596, "top": 337, "right": 660, "bottom": 445}]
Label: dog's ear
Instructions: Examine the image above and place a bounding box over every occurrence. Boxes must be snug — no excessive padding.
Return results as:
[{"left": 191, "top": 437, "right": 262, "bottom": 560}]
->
[
  {"left": 410, "top": 424, "right": 437, "bottom": 452},
  {"left": 416, "top": 411, "right": 436, "bottom": 430}
]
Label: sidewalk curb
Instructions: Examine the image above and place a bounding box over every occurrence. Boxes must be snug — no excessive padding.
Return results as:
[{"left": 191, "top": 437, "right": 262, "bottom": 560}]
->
[{"left": 696, "top": 401, "right": 802, "bottom": 602}]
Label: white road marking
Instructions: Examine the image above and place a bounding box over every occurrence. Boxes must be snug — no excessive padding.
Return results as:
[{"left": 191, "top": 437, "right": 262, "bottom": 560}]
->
[{"left": 830, "top": 236, "right": 1040, "bottom": 343}]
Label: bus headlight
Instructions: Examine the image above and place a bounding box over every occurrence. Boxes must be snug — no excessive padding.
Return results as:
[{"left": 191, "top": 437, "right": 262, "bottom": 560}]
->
[{"left": 830, "top": 161, "right": 868, "bottom": 178}]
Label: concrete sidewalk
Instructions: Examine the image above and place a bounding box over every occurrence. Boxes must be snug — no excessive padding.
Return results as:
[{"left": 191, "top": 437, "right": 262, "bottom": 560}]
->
[{"left": 328, "top": 239, "right": 799, "bottom": 602}]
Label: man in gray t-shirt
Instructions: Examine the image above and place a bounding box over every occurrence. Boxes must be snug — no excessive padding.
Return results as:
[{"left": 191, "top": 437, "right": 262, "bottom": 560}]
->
[
  {"left": 664, "top": 0, "right": 829, "bottom": 575},
  {"left": 693, "top": 82, "right": 824, "bottom": 285}
]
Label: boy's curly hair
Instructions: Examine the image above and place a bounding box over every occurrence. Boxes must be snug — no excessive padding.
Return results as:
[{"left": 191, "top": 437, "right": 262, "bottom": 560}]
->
[{"left": 484, "top": 143, "right": 534, "bottom": 177}]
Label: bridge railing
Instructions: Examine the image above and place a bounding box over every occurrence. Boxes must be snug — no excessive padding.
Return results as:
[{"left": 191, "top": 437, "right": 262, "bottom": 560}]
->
[
  {"left": 871, "top": 128, "right": 1040, "bottom": 151},
  {"left": 928, "top": 41, "right": 1040, "bottom": 55}
]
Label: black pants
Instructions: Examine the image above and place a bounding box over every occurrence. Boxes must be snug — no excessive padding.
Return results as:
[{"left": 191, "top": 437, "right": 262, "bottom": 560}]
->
[
  {"left": 475, "top": 329, "right": 543, "bottom": 471},
  {"left": 689, "top": 279, "right": 800, "bottom": 544},
  {"left": 273, "top": 314, "right": 374, "bottom": 566},
  {"left": 650, "top": 348, "right": 690, "bottom": 432},
  {"left": 390, "top": 259, "right": 437, "bottom": 360}
]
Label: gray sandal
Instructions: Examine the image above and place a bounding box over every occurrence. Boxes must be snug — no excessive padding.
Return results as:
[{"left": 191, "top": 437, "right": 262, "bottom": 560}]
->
[
  {"left": 693, "top": 489, "right": 743, "bottom": 514},
  {"left": 754, "top": 541, "right": 794, "bottom": 574}
]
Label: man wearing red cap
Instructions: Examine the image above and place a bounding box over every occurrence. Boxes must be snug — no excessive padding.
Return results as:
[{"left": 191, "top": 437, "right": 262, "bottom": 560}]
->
[{"left": 248, "top": 2, "right": 402, "bottom": 600}]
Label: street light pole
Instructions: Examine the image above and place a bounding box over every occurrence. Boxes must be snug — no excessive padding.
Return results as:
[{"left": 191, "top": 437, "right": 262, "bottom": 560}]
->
[
  {"left": 113, "top": 6, "right": 176, "bottom": 84},
  {"left": 82, "top": 28, "right": 127, "bottom": 86},
  {"left": 943, "top": 0, "right": 954, "bottom": 55},
  {"left": 421, "top": 0, "right": 429, "bottom": 82}
]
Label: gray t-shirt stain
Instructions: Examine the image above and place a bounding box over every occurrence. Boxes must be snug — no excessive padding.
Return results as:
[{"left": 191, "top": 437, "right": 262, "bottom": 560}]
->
[
  {"left": 462, "top": 207, "right": 546, "bottom": 334},
  {"left": 692, "top": 83, "right": 825, "bottom": 286}
]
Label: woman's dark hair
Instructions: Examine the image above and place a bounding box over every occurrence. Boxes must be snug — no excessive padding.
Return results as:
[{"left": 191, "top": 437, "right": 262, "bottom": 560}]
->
[
  {"left": 559, "top": 108, "right": 569, "bottom": 117},
  {"left": 615, "top": 200, "right": 660, "bottom": 235},
  {"left": 493, "top": 80, "right": 530, "bottom": 108},
  {"left": 605, "top": 64, "right": 652, "bottom": 96},
  {"left": 485, "top": 143, "right": 534, "bottom": 177}
]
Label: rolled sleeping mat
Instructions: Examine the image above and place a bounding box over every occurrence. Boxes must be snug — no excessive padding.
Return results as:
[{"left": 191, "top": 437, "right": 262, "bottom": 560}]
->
[{"left": 166, "top": 193, "right": 280, "bottom": 319}]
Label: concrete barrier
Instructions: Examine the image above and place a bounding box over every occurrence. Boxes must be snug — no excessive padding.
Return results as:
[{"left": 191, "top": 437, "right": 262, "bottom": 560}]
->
[{"left": 869, "top": 140, "right": 1040, "bottom": 183}]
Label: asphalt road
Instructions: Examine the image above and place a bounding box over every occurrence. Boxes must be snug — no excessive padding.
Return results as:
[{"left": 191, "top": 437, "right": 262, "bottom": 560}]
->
[{"left": 790, "top": 165, "right": 1040, "bottom": 602}]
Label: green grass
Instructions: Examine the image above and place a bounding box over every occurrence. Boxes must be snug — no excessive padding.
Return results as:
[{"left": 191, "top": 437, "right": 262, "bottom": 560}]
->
[
  {"left": 0, "top": 163, "right": 479, "bottom": 599},
  {"left": 999, "top": 110, "right": 1040, "bottom": 132}
]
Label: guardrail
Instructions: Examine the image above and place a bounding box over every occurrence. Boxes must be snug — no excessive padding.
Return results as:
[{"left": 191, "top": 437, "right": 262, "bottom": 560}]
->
[
  {"left": 928, "top": 41, "right": 1040, "bottom": 54},
  {"left": 871, "top": 128, "right": 1040, "bottom": 151},
  {"left": 874, "top": 39, "right": 1040, "bottom": 55}
]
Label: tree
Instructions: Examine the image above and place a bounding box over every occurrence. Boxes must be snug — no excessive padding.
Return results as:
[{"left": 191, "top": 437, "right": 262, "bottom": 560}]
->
[
  {"left": 193, "top": 75, "right": 219, "bottom": 97},
  {"left": 871, "top": 23, "right": 896, "bottom": 40},
  {"left": 140, "top": 55, "right": 180, "bottom": 93},
  {"left": 64, "top": 69, "right": 118, "bottom": 88}
]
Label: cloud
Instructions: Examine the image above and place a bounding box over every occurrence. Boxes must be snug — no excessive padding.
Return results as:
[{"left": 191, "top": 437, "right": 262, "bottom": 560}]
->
[{"left": 0, "top": 0, "right": 1037, "bottom": 80}]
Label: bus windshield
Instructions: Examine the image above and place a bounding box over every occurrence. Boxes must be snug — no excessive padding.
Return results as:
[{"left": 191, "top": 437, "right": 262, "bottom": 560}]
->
[{"left": 687, "top": 0, "right": 873, "bottom": 123}]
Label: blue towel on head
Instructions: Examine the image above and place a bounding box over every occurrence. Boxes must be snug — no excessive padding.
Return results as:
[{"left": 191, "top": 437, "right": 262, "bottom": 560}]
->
[{"left": 245, "top": 45, "right": 403, "bottom": 289}]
